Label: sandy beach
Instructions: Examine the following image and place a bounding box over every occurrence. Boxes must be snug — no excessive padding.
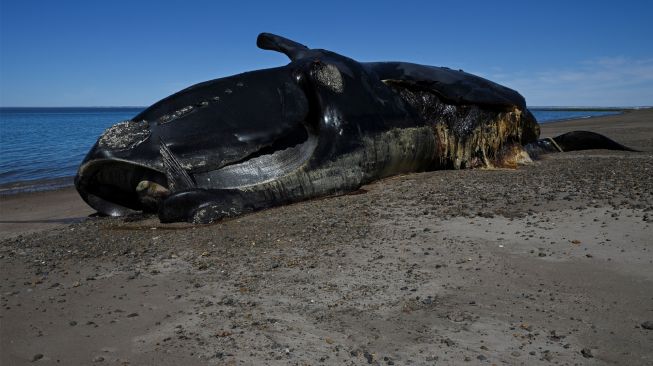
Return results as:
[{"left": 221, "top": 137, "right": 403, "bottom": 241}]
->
[{"left": 1, "top": 109, "right": 652, "bottom": 365}]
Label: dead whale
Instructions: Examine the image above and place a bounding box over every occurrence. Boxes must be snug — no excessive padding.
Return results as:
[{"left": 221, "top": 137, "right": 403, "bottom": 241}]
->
[{"left": 74, "top": 33, "right": 634, "bottom": 223}]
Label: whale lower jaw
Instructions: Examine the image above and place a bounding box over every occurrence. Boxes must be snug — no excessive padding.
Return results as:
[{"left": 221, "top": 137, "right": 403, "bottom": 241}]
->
[{"left": 75, "top": 159, "right": 167, "bottom": 216}]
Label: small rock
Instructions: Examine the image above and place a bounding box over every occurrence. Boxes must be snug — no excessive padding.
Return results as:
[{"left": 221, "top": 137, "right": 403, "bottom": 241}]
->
[
  {"left": 93, "top": 355, "right": 104, "bottom": 362},
  {"left": 31, "top": 353, "right": 44, "bottom": 362},
  {"left": 581, "top": 348, "right": 593, "bottom": 358},
  {"left": 541, "top": 351, "right": 553, "bottom": 361},
  {"left": 126, "top": 312, "right": 139, "bottom": 318},
  {"left": 641, "top": 321, "right": 653, "bottom": 330},
  {"left": 69, "top": 320, "right": 77, "bottom": 326},
  {"left": 477, "top": 354, "right": 487, "bottom": 361},
  {"left": 363, "top": 351, "right": 373, "bottom": 364},
  {"left": 442, "top": 338, "right": 456, "bottom": 347}
]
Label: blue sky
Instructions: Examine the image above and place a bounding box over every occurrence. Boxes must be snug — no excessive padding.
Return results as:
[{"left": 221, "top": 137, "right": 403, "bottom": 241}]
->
[{"left": 1, "top": 0, "right": 651, "bottom": 107}]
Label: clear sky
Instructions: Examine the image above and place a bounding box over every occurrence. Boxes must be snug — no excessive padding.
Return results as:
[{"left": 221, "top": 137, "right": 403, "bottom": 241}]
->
[{"left": 1, "top": 0, "right": 651, "bottom": 107}]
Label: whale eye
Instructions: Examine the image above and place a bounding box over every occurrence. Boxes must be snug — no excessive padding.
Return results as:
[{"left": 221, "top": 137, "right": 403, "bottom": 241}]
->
[{"left": 98, "top": 120, "right": 150, "bottom": 150}]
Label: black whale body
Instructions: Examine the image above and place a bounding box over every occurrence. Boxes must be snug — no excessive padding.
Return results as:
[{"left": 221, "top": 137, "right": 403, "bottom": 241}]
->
[{"left": 75, "top": 33, "right": 633, "bottom": 223}]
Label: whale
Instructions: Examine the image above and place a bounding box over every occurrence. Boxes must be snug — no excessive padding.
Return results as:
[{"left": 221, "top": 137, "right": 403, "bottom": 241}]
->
[{"left": 75, "top": 33, "right": 634, "bottom": 223}]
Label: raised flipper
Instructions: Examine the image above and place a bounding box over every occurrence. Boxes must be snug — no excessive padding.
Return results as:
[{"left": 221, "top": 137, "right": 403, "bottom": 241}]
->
[
  {"left": 256, "top": 33, "right": 310, "bottom": 61},
  {"left": 158, "top": 189, "right": 268, "bottom": 224},
  {"left": 525, "top": 131, "right": 639, "bottom": 156}
]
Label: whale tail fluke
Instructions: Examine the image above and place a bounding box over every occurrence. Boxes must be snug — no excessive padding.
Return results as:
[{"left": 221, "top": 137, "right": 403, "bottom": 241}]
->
[
  {"left": 550, "top": 131, "right": 638, "bottom": 152},
  {"left": 525, "top": 130, "right": 639, "bottom": 156}
]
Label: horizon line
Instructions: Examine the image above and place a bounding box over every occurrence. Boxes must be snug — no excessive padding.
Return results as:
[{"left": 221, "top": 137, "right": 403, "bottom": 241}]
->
[
  {"left": 0, "top": 106, "right": 147, "bottom": 108},
  {"left": 1, "top": 105, "right": 652, "bottom": 110}
]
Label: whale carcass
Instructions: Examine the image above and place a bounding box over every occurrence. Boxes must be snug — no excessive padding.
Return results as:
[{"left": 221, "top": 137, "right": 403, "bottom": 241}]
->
[{"left": 75, "top": 33, "right": 634, "bottom": 223}]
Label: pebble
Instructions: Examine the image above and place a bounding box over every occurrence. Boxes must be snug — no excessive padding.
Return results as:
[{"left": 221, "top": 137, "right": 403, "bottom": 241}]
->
[
  {"left": 31, "top": 353, "right": 44, "bottom": 362},
  {"left": 93, "top": 355, "right": 104, "bottom": 362},
  {"left": 442, "top": 338, "right": 455, "bottom": 347},
  {"left": 541, "top": 351, "right": 553, "bottom": 361},
  {"left": 641, "top": 321, "right": 653, "bottom": 330},
  {"left": 581, "top": 348, "right": 593, "bottom": 358},
  {"left": 363, "top": 351, "right": 373, "bottom": 364}
]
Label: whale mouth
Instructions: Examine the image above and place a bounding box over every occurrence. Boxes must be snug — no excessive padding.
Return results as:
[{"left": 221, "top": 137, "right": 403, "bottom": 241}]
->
[{"left": 75, "top": 160, "right": 167, "bottom": 216}]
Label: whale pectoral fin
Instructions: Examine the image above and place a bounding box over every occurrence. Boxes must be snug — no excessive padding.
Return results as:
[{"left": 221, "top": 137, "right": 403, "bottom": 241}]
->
[
  {"left": 256, "top": 33, "right": 309, "bottom": 61},
  {"left": 158, "top": 189, "right": 260, "bottom": 224}
]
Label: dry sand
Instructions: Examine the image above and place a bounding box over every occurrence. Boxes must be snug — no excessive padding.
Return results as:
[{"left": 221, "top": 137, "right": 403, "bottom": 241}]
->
[{"left": 1, "top": 109, "right": 652, "bottom": 365}]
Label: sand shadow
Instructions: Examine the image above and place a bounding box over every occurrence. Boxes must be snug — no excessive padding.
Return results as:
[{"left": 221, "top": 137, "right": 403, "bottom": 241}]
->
[{"left": 0, "top": 217, "right": 87, "bottom": 224}]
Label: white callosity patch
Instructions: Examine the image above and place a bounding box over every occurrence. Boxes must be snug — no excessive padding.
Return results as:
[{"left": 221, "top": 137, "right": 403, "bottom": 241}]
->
[
  {"left": 314, "top": 64, "right": 344, "bottom": 93},
  {"left": 98, "top": 120, "right": 150, "bottom": 150},
  {"left": 158, "top": 105, "right": 195, "bottom": 125}
]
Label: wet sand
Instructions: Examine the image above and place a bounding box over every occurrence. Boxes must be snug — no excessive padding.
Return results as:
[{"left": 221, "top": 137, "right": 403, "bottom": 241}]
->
[
  {"left": 0, "top": 187, "right": 94, "bottom": 240},
  {"left": 1, "top": 109, "right": 652, "bottom": 365}
]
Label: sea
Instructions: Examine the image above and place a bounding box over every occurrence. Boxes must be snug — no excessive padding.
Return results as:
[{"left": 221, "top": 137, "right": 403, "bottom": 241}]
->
[{"left": 0, "top": 107, "right": 627, "bottom": 193}]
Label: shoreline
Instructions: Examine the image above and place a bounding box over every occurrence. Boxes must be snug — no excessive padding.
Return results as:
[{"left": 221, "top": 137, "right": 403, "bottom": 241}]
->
[{"left": 0, "top": 176, "right": 75, "bottom": 196}]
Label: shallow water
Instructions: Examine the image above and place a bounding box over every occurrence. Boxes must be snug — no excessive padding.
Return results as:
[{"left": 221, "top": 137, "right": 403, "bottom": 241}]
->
[
  {"left": 530, "top": 108, "right": 621, "bottom": 123},
  {"left": 0, "top": 107, "right": 143, "bottom": 187},
  {"left": 0, "top": 107, "right": 622, "bottom": 189}
]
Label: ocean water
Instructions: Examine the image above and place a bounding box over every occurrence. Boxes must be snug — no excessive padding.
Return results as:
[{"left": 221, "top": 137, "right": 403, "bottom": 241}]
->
[
  {"left": 0, "top": 107, "right": 143, "bottom": 190},
  {"left": 0, "top": 107, "right": 623, "bottom": 191},
  {"left": 530, "top": 108, "right": 621, "bottom": 123}
]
